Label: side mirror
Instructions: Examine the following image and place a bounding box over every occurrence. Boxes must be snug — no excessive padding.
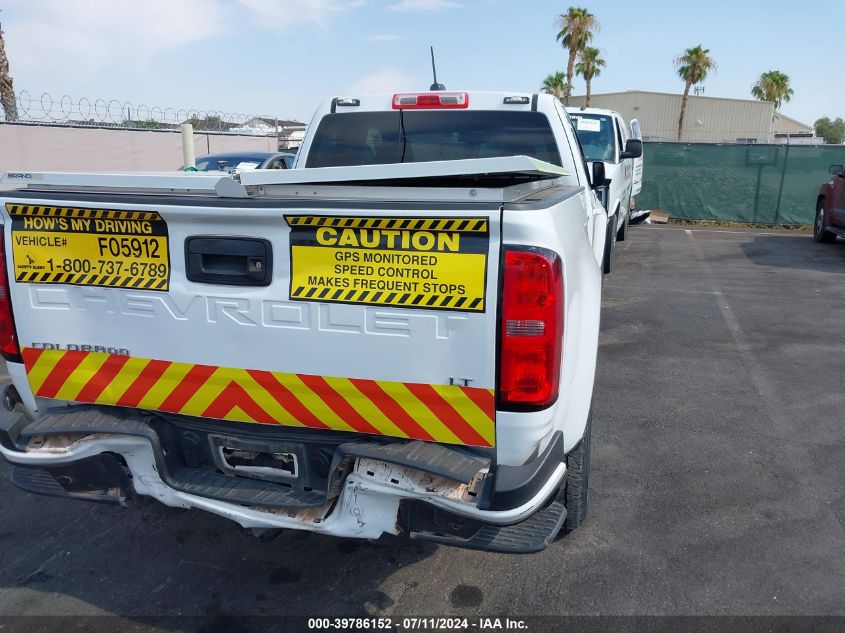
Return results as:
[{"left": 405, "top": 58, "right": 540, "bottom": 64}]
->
[
  {"left": 620, "top": 139, "right": 643, "bottom": 159},
  {"left": 591, "top": 161, "right": 607, "bottom": 189},
  {"left": 829, "top": 164, "right": 844, "bottom": 176}
]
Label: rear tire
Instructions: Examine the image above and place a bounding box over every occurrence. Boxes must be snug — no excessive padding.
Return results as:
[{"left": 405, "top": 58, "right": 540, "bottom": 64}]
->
[
  {"left": 561, "top": 409, "right": 592, "bottom": 532},
  {"left": 814, "top": 200, "right": 837, "bottom": 243}
]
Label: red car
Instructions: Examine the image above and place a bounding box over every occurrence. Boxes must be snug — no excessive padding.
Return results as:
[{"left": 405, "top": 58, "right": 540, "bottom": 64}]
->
[{"left": 815, "top": 163, "right": 845, "bottom": 243}]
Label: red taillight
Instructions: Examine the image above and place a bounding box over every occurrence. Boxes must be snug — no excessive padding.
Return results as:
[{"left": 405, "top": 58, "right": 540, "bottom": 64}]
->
[
  {"left": 0, "top": 228, "right": 21, "bottom": 363},
  {"left": 498, "top": 248, "right": 563, "bottom": 409},
  {"left": 391, "top": 92, "right": 469, "bottom": 110}
]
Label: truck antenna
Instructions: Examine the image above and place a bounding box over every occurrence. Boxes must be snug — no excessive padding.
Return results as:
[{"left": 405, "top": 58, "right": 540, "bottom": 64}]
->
[{"left": 429, "top": 46, "right": 445, "bottom": 91}]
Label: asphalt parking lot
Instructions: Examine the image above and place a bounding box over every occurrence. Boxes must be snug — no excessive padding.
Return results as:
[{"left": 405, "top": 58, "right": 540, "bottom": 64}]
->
[{"left": 0, "top": 225, "right": 842, "bottom": 626}]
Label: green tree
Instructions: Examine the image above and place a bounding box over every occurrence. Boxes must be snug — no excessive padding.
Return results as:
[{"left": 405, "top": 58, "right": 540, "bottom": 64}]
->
[
  {"left": 187, "top": 115, "right": 224, "bottom": 131},
  {"left": 575, "top": 47, "right": 606, "bottom": 107},
  {"left": 814, "top": 117, "right": 845, "bottom": 144},
  {"left": 0, "top": 23, "right": 18, "bottom": 121},
  {"left": 751, "top": 70, "right": 794, "bottom": 109},
  {"left": 674, "top": 45, "right": 717, "bottom": 141},
  {"left": 124, "top": 119, "right": 162, "bottom": 129},
  {"left": 541, "top": 71, "right": 567, "bottom": 100},
  {"left": 555, "top": 7, "right": 599, "bottom": 106}
]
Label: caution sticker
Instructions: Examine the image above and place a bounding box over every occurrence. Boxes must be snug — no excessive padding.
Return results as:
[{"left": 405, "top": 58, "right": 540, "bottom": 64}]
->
[
  {"left": 285, "top": 216, "right": 489, "bottom": 312},
  {"left": 6, "top": 204, "right": 170, "bottom": 291}
]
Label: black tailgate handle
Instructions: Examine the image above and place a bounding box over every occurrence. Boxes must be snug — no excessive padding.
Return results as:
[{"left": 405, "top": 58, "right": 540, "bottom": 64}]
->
[{"left": 185, "top": 237, "right": 272, "bottom": 286}]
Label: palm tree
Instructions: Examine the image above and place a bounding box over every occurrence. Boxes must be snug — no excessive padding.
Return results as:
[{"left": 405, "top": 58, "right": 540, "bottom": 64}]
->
[
  {"left": 751, "top": 70, "right": 794, "bottom": 110},
  {"left": 541, "top": 71, "right": 567, "bottom": 100},
  {"left": 555, "top": 7, "right": 599, "bottom": 106},
  {"left": 674, "top": 45, "right": 716, "bottom": 141},
  {"left": 0, "top": 23, "right": 18, "bottom": 121},
  {"left": 575, "top": 47, "right": 606, "bottom": 107}
]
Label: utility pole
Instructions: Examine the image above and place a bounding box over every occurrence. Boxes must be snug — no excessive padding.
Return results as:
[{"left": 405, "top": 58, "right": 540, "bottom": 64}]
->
[{"left": 0, "top": 9, "right": 20, "bottom": 121}]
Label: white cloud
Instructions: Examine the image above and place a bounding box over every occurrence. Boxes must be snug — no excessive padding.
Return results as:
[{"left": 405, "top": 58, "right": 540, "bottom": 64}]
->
[
  {"left": 3, "top": 0, "right": 367, "bottom": 90},
  {"left": 4, "top": 0, "right": 227, "bottom": 81},
  {"left": 368, "top": 34, "right": 402, "bottom": 42},
  {"left": 348, "top": 68, "right": 416, "bottom": 95},
  {"left": 234, "top": 0, "right": 366, "bottom": 29},
  {"left": 388, "top": 0, "right": 461, "bottom": 11}
]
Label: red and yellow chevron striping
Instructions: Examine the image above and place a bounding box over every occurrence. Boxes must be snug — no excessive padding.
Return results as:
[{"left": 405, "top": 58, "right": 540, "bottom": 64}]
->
[{"left": 21, "top": 348, "right": 496, "bottom": 447}]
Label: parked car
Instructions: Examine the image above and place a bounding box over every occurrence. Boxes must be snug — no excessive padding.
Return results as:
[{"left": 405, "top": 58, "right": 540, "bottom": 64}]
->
[
  {"left": 193, "top": 151, "right": 296, "bottom": 172},
  {"left": 815, "top": 163, "right": 845, "bottom": 243},
  {"left": 0, "top": 90, "right": 609, "bottom": 552},
  {"left": 568, "top": 107, "right": 643, "bottom": 271},
  {"left": 628, "top": 118, "right": 650, "bottom": 224},
  {"left": 629, "top": 118, "right": 644, "bottom": 200}
]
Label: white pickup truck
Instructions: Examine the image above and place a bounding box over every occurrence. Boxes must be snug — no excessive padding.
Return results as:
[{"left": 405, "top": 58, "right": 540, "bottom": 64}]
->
[
  {"left": 0, "top": 90, "right": 608, "bottom": 552},
  {"left": 568, "top": 107, "right": 643, "bottom": 272}
]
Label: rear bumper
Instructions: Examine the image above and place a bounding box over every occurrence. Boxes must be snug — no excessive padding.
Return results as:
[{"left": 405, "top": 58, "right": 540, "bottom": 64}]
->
[{"left": 0, "top": 402, "right": 566, "bottom": 552}]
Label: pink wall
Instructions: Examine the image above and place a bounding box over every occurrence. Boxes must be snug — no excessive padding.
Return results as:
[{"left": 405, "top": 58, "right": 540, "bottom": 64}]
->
[{"left": 0, "top": 124, "right": 276, "bottom": 174}]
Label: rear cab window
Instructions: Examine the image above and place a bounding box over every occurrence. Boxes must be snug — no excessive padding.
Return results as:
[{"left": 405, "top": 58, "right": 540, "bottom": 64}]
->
[{"left": 305, "top": 111, "right": 563, "bottom": 168}]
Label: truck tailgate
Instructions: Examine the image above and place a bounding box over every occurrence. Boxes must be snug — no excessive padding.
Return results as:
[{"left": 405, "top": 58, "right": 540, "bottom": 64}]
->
[{"left": 3, "top": 197, "right": 500, "bottom": 447}]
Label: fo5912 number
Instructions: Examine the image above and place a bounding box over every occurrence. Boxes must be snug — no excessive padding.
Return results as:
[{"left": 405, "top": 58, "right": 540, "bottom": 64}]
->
[{"left": 97, "top": 236, "right": 161, "bottom": 259}]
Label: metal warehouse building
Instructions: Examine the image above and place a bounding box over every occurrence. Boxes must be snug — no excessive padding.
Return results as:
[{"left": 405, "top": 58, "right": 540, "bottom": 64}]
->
[{"left": 567, "top": 90, "right": 814, "bottom": 143}]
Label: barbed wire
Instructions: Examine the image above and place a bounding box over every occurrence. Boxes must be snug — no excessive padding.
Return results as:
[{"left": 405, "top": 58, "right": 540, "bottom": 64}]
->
[{"left": 0, "top": 90, "right": 305, "bottom": 134}]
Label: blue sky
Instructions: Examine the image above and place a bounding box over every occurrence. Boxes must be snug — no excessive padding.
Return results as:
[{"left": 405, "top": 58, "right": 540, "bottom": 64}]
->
[{"left": 2, "top": 0, "right": 839, "bottom": 126}]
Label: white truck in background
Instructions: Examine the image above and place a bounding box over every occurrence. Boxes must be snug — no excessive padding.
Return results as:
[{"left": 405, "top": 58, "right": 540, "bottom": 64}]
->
[
  {"left": 629, "top": 118, "right": 644, "bottom": 199},
  {"left": 568, "top": 107, "right": 644, "bottom": 271},
  {"left": 0, "top": 90, "right": 610, "bottom": 552}
]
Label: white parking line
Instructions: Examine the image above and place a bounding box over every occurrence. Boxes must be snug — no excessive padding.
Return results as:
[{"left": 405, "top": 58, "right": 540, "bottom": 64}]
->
[{"left": 685, "top": 230, "right": 800, "bottom": 440}]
